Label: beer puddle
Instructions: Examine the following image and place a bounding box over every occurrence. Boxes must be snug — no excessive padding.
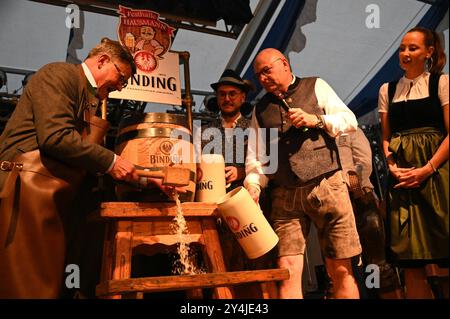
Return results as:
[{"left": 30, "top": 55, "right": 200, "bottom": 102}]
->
[{"left": 171, "top": 192, "right": 204, "bottom": 275}]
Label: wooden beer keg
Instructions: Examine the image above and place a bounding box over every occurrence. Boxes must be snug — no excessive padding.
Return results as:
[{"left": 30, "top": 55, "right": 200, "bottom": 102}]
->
[{"left": 115, "top": 113, "right": 196, "bottom": 202}]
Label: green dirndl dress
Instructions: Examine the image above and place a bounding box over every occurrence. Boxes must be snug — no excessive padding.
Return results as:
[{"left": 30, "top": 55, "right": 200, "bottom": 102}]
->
[
  {"left": 386, "top": 74, "right": 449, "bottom": 266},
  {"left": 388, "top": 128, "right": 449, "bottom": 264}
]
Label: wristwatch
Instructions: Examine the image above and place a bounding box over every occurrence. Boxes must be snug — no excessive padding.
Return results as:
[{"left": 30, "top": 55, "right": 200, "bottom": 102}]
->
[{"left": 315, "top": 114, "right": 324, "bottom": 129}]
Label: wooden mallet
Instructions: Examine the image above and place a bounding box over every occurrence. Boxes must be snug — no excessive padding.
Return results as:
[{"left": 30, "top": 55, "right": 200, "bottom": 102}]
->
[{"left": 136, "top": 167, "right": 190, "bottom": 187}]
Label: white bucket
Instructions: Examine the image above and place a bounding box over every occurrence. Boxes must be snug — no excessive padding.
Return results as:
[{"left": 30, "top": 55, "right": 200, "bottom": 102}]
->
[
  {"left": 217, "top": 186, "right": 279, "bottom": 259},
  {"left": 195, "top": 154, "right": 227, "bottom": 203}
]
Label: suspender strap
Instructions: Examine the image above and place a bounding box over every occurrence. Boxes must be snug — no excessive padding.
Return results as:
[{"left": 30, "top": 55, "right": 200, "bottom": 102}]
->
[
  {"left": 429, "top": 72, "right": 442, "bottom": 106},
  {"left": 387, "top": 79, "right": 399, "bottom": 105}
]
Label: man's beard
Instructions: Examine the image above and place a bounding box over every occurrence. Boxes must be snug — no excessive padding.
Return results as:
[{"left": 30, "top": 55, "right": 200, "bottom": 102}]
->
[{"left": 220, "top": 107, "right": 240, "bottom": 119}]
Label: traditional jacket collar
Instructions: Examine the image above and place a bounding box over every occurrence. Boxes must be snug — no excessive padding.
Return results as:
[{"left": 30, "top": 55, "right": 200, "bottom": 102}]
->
[
  {"left": 77, "top": 64, "right": 99, "bottom": 108},
  {"left": 81, "top": 62, "right": 98, "bottom": 98}
]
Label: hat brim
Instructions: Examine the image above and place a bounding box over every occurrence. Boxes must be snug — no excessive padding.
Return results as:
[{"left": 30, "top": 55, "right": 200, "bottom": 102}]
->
[{"left": 211, "top": 80, "right": 250, "bottom": 93}]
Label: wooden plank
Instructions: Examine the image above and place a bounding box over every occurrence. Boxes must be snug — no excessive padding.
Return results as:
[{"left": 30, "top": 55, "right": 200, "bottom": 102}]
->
[
  {"left": 96, "top": 269, "right": 289, "bottom": 297},
  {"left": 132, "top": 218, "right": 203, "bottom": 236},
  {"left": 132, "top": 234, "right": 203, "bottom": 248},
  {"left": 98, "top": 202, "right": 219, "bottom": 218},
  {"left": 200, "top": 218, "right": 233, "bottom": 298}
]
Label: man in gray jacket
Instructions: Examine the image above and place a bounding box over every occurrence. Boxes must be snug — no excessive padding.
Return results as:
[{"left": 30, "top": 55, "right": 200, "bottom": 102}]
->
[{"left": 0, "top": 38, "right": 175, "bottom": 298}]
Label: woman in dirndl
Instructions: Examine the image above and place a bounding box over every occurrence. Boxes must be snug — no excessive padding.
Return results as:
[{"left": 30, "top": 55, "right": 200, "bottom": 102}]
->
[{"left": 378, "top": 26, "right": 448, "bottom": 298}]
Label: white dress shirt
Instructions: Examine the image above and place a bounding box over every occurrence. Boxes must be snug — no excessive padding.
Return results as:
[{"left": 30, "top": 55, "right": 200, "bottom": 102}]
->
[{"left": 81, "top": 62, "right": 97, "bottom": 89}]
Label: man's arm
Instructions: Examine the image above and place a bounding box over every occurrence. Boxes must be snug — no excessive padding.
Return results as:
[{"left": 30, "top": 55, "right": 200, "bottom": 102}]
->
[
  {"left": 32, "top": 63, "right": 114, "bottom": 174},
  {"left": 244, "top": 107, "right": 269, "bottom": 203},
  {"left": 315, "top": 78, "right": 358, "bottom": 137}
]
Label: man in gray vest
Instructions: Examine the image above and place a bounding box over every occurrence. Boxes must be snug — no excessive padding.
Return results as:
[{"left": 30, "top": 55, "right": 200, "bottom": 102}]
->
[{"left": 244, "top": 48, "right": 361, "bottom": 298}]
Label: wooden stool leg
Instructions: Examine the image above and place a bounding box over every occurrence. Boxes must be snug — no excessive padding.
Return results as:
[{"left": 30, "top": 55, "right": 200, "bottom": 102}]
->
[
  {"left": 404, "top": 268, "right": 434, "bottom": 299},
  {"left": 260, "top": 282, "right": 278, "bottom": 299},
  {"left": 111, "top": 221, "right": 133, "bottom": 299},
  {"left": 100, "top": 223, "right": 113, "bottom": 284},
  {"left": 186, "top": 289, "right": 204, "bottom": 299},
  {"left": 99, "top": 223, "right": 117, "bottom": 299},
  {"left": 201, "top": 219, "right": 234, "bottom": 299},
  {"left": 122, "top": 292, "right": 144, "bottom": 299},
  {"left": 426, "top": 264, "right": 449, "bottom": 299}
]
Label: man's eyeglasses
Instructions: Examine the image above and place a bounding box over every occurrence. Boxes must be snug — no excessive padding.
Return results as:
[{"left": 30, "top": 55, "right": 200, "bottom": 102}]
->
[
  {"left": 254, "top": 58, "right": 283, "bottom": 79},
  {"left": 217, "top": 90, "right": 242, "bottom": 100},
  {"left": 112, "top": 62, "right": 128, "bottom": 88}
]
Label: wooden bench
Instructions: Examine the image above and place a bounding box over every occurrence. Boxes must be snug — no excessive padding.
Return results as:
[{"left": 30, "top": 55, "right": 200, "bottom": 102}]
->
[
  {"left": 96, "top": 202, "right": 287, "bottom": 299},
  {"left": 96, "top": 269, "right": 289, "bottom": 298}
]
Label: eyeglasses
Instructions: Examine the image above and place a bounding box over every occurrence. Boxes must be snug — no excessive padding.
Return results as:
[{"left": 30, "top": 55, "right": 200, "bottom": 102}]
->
[
  {"left": 112, "top": 62, "right": 128, "bottom": 88},
  {"left": 254, "top": 58, "right": 283, "bottom": 79},
  {"left": 217, "top": 90, "right": 242, "bottom": 100}
]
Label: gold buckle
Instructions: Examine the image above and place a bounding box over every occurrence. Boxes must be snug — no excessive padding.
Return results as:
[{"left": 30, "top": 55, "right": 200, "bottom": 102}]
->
[
  {"left": 0, "top": 161, "right": 12, "bottom": 171},
  {"left": 0, "top": 161, "right": 23, "bottom": 171}
]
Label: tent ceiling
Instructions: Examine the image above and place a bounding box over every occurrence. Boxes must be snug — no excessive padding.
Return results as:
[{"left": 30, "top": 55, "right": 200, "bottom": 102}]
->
[{"left": 29, "top": 0, "right": 254, "bottom": 38}]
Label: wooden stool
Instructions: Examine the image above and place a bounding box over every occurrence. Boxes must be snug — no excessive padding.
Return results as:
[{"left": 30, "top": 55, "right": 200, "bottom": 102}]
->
[
  {"left": 426, "top": 264, "right": 449, "bottom": 299},
  {"left": 95, "top": 202, "right": 288, "bottom": 299}
]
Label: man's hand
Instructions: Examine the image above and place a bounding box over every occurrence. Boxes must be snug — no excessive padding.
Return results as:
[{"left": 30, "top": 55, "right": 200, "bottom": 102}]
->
[
  {"left": 148, "top": 177, "right": 188, "bottom": 199},
  {"left": 246, "top": 184, "right": 261, "bottom": 204},
  {"left": 288, "top": 108, "right": 317, "bottom": 129},
  {"left": 225, "top": 166, "right": 245, "bottom": 184},
  {"left": 108, "top": 156, "right": 139, "bottom": 182}
]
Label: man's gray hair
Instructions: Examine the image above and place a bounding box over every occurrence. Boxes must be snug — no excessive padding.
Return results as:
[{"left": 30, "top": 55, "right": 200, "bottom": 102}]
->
[{"left": 86, "top": 37, "right": 136, "bottom": 75}]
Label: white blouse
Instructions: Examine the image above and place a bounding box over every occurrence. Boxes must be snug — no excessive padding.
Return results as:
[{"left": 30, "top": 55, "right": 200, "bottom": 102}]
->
[{"left": 378, "top": 72, "right": 449, "bottom": 113}]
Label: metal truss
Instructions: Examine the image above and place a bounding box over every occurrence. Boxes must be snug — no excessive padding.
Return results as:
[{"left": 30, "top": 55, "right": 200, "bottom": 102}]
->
[{"left": 28, "top": 0, "right": 247, "bottom": 39}]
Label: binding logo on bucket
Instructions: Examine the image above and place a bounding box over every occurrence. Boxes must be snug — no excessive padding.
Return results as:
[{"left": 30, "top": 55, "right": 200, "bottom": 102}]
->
[
  {"left": 234, "top": 223, "right": 259, "bottom": 239},
  {"left": 226, "top": 216, "right": 240, "bottom": 231}
]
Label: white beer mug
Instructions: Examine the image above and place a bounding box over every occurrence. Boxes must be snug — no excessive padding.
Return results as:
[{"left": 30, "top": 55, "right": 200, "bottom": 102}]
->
[
  {"left": 195, "top": 154, "right": 227, "bottom": 203},
  {"left": 217, "top": 186, "right": 279, "bottom": 259}
]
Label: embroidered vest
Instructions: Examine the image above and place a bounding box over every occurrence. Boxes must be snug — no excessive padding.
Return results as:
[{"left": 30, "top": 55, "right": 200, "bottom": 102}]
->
[{"left": 255, "top": 77, "right": 341, "bottom": 186}]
